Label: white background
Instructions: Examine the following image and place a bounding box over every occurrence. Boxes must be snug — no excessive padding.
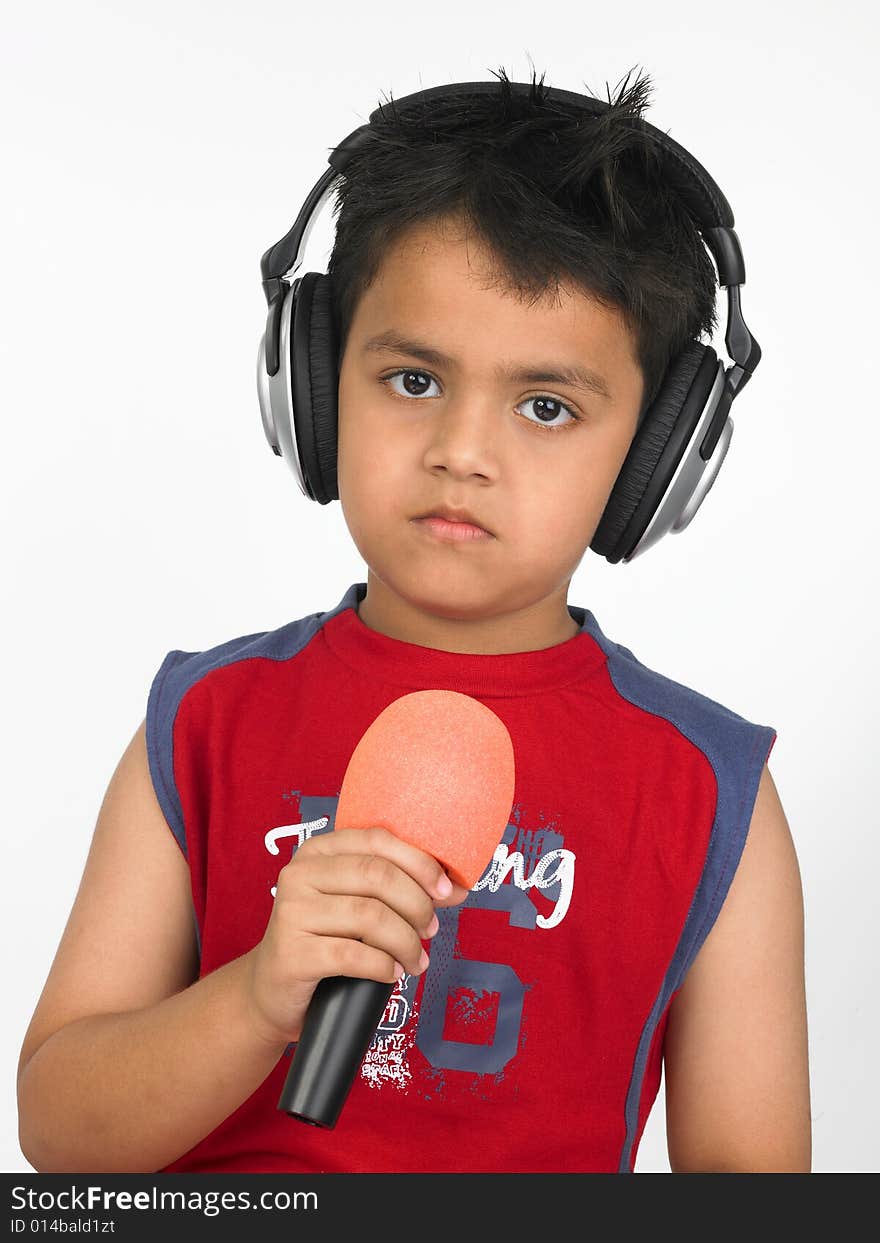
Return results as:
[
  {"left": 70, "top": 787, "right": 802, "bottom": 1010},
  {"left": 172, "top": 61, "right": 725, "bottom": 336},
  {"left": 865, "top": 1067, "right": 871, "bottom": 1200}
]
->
[{"left": 3, "top": 0, "right": 878, "bottom": 1175}]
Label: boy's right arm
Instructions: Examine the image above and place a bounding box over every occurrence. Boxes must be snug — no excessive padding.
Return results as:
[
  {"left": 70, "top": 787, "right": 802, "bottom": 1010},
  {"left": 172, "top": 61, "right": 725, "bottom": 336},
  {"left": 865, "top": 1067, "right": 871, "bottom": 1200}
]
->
[
  {"left": 15, "top": 718, "right": 285, "bottom": 1173},
  {"left": 17, "top": 719, "right": 462, "bottom": 1173}
]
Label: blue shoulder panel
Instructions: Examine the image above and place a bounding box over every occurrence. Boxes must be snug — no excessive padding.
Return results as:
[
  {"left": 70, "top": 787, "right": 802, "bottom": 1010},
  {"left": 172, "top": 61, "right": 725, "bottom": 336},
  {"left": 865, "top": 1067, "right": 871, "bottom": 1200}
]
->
[
  {"left": 144, "top": 583, "right": 362, "bottom": 865},
  {"left": 143, "top": 584, "right": 363, "bottom": 970},
  {"left": 576, "top": 608, "right": 777, "bottom": 1172}
]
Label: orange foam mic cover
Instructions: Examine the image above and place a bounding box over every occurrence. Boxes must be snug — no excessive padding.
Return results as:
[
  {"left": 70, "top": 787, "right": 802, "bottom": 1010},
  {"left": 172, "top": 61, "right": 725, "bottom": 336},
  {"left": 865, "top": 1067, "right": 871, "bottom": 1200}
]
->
[{"left": 334, "top": 690, "right": 515, "bottom": 889}]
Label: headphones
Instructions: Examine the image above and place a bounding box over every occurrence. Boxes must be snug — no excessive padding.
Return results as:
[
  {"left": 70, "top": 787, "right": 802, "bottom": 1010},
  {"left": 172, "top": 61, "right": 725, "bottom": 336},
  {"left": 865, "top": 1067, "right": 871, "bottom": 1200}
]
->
[{"left": 256, "top": 80, "right": 761, "bottom": 564}]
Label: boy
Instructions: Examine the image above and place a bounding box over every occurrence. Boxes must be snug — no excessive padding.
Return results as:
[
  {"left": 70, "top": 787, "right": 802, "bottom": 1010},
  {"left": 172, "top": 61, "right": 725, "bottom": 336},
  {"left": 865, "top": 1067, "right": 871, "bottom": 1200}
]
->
[{"left": 16, "top": 68, "right": 810, "bottom": 1174}]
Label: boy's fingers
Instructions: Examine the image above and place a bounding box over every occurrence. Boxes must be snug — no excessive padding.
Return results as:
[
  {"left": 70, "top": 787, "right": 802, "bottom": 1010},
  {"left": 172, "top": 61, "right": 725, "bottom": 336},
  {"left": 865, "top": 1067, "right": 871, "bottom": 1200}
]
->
[
  {"left": 286, "top": 854, "right": 437, "bottom": 939},
  {"left": 292, "top": 894, "right": 430, "bottom": 975},
  {"left": 298, "top": 825, "right": 456, "bottom": 901},
  {"left": 435, "top": 880, "right": 471, "bottom": 908}
]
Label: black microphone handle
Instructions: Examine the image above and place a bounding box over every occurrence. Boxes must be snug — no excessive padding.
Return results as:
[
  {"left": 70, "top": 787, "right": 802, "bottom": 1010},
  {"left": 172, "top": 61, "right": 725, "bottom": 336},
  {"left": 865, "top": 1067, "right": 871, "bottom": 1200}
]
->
[{"left": 277, "top": 975, "right": 394, "bottom": 1128}]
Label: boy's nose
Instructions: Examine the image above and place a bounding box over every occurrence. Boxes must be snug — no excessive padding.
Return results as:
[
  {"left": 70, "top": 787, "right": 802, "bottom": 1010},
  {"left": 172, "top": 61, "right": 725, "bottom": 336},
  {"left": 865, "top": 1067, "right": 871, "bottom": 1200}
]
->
[{"left": 421, "top": 399, "right": 501, "bottom": 482}]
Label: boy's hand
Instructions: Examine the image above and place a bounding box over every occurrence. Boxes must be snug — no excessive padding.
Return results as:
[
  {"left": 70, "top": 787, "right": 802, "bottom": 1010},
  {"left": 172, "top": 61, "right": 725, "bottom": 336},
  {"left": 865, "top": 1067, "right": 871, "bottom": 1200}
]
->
[{"left": 243, "top": 826, "right": 469, "bottom": 1048}]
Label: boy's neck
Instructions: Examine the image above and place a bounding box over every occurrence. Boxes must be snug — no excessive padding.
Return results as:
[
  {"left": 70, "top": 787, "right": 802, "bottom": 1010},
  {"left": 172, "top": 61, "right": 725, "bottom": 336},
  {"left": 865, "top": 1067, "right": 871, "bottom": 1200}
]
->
[{"left": 355, "top": 572, "right": 581, "bottom": 655}]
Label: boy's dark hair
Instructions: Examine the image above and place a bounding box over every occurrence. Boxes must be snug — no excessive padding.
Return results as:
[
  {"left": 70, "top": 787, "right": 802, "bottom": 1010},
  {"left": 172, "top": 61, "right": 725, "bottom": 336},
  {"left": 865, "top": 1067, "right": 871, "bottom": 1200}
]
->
[{"left": 326, "top": 65, "right": 720, "bottom": 426}]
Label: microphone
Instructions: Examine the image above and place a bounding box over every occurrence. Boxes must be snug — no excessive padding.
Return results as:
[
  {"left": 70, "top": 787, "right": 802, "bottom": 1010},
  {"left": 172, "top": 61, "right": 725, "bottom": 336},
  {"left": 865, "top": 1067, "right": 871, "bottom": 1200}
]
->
[{"left": 277, "top": 689, "right": 515, "bottom": 1128}]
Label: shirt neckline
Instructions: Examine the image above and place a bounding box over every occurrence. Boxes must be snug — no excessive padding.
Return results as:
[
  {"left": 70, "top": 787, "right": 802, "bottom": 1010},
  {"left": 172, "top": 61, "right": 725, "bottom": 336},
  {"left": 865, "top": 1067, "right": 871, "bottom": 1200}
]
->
[{"left": 319, "top": 582, "right": 608, "bottom": 698}]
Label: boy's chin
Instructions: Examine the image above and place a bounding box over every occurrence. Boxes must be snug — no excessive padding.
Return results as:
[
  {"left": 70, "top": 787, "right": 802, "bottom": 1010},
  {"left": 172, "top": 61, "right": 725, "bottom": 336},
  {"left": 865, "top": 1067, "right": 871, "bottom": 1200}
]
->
[{"left": 407, "top": 586, "right": 513, "bottom": 625}]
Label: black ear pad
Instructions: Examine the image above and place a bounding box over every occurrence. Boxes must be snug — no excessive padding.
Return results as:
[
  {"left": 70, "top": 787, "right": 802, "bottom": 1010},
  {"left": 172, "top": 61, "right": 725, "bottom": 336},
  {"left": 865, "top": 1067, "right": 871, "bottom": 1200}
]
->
[
  {"left": 290, "top": 272, "right": 340, "bottom": 504},
  {"left": 590, "top": 341, "right": 719, "bottom": 563}
]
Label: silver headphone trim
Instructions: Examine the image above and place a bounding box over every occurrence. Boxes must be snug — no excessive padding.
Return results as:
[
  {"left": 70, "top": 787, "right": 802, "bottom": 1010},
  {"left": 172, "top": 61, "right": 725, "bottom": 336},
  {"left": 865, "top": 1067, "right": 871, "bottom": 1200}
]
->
[
  {"left": 625, "top": 360, "right": 731, "bottom": 562},
  {"left": 282, "top": 179, "right": 339, "bottom": 283},
  {"left": 258, "top": 177, "right": 342, "bottom": 500},
  {"left": 257, "top": 290, "right": 309, "bottom": 497}
]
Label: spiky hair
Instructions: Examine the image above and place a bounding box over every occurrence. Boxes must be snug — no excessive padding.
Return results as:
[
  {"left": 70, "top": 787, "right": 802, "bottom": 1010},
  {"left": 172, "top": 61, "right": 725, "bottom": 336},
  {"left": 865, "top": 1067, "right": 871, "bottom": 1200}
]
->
[{"left": 326, "top": 64, "right": 720, "bottom": 424}]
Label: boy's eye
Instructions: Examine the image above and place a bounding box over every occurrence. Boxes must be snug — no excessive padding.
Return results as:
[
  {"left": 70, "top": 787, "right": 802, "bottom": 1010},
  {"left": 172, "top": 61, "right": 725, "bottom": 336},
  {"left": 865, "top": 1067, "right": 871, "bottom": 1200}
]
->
[
  {"left": 518, "top": 395, "right": 578, "bottom": 430},
  {"left": 381, "top": 368, "right": 581, "bottom": 431},
  {"left": 384, "top": 369, "right": 439, "bottom": 399}
]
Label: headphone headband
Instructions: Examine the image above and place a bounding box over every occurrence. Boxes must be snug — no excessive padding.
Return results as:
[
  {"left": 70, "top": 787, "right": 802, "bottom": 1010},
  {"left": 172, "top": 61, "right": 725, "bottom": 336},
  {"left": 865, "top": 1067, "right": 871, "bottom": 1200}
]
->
[{"left": 262, "top": 80, "right": 740, "bottom": 291}]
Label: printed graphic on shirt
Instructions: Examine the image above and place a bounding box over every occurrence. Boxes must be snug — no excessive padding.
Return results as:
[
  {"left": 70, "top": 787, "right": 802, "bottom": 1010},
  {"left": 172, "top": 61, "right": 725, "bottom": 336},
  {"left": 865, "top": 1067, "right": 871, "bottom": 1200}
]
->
[{"left": 264, "top": 792, "right": 575, "bottom": 1099}]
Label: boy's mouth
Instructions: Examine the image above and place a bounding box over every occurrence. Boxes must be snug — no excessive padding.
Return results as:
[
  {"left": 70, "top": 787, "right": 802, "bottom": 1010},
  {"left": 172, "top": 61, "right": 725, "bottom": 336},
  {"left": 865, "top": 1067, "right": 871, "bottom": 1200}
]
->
[
  {"left": 413, "top": 516, "right": 495, "bottom": 542},
  {"left": 411, "top": 504, "right": 495, "bottom": 542}
]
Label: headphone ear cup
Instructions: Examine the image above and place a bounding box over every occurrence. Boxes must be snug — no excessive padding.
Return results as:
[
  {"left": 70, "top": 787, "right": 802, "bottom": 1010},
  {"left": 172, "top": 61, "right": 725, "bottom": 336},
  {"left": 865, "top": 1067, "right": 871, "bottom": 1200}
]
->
[
  {"left": 591, "top": 341, "right": 718, "bottom": 563},
  {"left": 291, "top": 272, "right": 340, "bottom": 504}
]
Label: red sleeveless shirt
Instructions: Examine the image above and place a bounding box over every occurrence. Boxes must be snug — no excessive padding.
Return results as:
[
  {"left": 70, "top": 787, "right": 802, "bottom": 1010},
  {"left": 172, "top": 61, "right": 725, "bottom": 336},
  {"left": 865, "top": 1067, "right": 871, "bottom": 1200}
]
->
[{"left": 145, "top": 581, "right": 776, "bottom": 1173}]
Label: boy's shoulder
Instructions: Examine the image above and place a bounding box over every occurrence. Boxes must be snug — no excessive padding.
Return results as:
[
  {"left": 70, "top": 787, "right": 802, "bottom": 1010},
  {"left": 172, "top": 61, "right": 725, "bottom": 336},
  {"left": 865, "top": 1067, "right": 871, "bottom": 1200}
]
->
[
  {"left": 147, "top": 583, "right": 360, "bottom": 704},
  {"left": 143, "top": 588, "right": 357, "bottom": 864},
  {"left": 576, "top": 603, "right": 777, "bottom": 748}
]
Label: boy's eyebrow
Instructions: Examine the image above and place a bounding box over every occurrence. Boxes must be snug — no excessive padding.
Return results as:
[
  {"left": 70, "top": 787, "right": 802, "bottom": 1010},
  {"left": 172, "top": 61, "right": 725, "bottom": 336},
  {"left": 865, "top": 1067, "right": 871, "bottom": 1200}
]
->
[{"left": 362, "top": 330, "right": 614, "bottom": 402}]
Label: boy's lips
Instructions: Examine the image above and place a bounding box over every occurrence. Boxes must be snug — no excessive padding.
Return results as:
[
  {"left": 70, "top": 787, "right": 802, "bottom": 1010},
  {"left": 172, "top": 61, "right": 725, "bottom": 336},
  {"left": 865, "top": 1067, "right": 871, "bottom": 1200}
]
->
[
  {"left": 413, "top": 515, "right": 495, "bottom": 542},
  {"left": 412, "top": 504, "right": 494, "bottom": 535}
]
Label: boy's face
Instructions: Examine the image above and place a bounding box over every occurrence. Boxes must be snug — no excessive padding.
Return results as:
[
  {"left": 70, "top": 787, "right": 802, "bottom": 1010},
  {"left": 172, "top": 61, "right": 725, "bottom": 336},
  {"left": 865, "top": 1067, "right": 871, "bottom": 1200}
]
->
[{"left": 336, "top": 214, "right": 645, "bottom": 651}]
